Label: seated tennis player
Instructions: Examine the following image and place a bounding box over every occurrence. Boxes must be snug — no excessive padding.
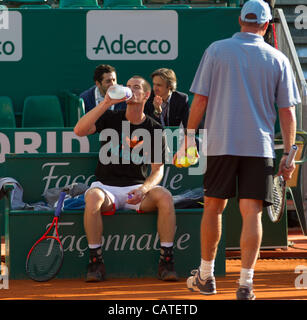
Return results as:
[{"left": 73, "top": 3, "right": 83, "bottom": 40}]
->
[{"left": 74, "top": 75, "right": 178, "bottom": 282}]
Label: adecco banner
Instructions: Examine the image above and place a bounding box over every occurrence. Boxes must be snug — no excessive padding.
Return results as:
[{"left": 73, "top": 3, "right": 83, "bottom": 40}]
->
[
  {"left": 86, "top": 10, "right": 178, "bottom": 60},
  {"left": 0, "top": 8, "right": 22, "bottom": 61}
]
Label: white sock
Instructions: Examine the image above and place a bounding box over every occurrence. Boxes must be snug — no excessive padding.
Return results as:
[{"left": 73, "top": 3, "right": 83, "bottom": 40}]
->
[
  {"left": 88, "top": 244, "right": 101, "bottom": 249},
  {"left": 199, "top": 259, "right": 215, "bottom": 280},
  {"left": 239, "top": 268, "right": 254, "bottom": 288},
  {"left": 160, "top": 242, "right": 173, "bottom": 248}
]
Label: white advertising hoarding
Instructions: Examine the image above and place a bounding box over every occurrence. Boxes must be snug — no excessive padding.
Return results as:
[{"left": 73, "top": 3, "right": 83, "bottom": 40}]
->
[
  {"left": 86, "top": 10, "right": 178, "bottom": 60},
  {"left": 0, "top": 9, "right": 22, "bottom": 61}
]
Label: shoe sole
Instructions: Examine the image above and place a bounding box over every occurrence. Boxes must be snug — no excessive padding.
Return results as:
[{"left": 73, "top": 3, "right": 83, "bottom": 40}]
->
[
  {"left": 85, "top": 278, "right": 104, "bottom": 282},
  {"left": 236, "top": 295, "right": 256, "bottom": 300},
  {"left": 85, "top": 275, "right": 105, "bottom": 282},
  {"left": 200, "top": 290, "right": 217, "bottom": 295},
  {"left": 236, "top": 288, "right": 256, "bottom": 300},
  {"left": 187, "top": 276, "right": 217, "bottom": 295},
  {"left": 187, "top": 286, "right": 217, "bottom": 295}
]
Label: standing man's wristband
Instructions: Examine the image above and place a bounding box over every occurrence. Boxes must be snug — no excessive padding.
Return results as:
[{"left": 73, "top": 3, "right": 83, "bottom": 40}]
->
[{"left": 283, "top": 152, "right": 289, "bottom": 156}]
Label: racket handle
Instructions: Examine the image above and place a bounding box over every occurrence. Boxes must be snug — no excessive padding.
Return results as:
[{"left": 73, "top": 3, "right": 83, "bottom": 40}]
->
[
  {"left": 55, "top": 191, "right": 66, "bottom": 217},
  {"left": 285, "top": 144, "right": 298, "bottom": 168}
]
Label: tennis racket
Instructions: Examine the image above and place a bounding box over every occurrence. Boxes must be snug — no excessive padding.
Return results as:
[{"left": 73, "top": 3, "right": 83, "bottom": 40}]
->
[
  {"left": 26, "top": 191, "right": 66, "bottom": 281},
  {"left": 267, "top": 145, "right": 298, "bottom": 223}
]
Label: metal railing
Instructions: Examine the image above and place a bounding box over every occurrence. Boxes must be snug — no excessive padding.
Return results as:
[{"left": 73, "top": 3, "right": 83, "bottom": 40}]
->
[
  {"left": 274, "top": 8, "right": 307, "bottom": 225},
  {"left": 275, "top": 8, "right": 307, "bottom": 130}
]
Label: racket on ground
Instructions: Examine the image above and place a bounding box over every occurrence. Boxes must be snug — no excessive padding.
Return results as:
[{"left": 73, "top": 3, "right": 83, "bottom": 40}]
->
[
  {"left": 267, "top": 145, "right": 298, "bottom": 223},
  {"left": 26, "top": 191, "right": 66, "bottom": 281}
]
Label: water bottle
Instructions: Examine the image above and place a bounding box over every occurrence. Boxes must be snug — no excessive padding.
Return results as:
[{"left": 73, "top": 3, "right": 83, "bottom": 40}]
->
[{"left": 107, "top": 84, "right": 133, "bottom": 100}]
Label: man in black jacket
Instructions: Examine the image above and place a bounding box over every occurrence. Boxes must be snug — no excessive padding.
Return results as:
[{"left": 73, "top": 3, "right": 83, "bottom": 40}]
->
[{"left": 144, "top": 68, "right": 189, "bottom": 128}]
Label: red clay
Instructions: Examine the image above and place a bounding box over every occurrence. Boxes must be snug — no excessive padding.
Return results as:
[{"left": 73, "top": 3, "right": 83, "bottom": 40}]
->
[
  {"left": 1, "top": 228, "right": 306, "bottom": 300},
  {"left": 0, "top": 259, "right": 306, "bottom": 300}
]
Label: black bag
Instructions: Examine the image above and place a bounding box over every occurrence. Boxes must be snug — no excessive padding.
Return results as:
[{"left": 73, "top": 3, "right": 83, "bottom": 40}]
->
[{"left": 173, "top": 187, "right": 204, "bottom": 209}]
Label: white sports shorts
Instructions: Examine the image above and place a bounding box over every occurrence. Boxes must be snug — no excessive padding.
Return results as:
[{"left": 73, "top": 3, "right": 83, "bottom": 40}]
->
[{"left": 85, "top": 181, "right": 143, "bottom": 212}]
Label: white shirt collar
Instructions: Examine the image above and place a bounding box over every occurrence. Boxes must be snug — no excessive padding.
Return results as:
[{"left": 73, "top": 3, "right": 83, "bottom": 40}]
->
[{"left": 95, "top": 86, "right": 115, "bottom": 110}]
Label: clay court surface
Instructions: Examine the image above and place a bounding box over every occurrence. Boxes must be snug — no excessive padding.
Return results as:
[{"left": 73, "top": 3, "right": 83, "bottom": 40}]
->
[
  {"left": 1, "top": 229, "right": 306, "bottom": 301},
  {"left": 0, "top": 259, "right": 306, "bottom": 300}
]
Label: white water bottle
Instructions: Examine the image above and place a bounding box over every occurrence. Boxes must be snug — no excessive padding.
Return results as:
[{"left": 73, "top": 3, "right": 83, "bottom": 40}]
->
[{"left": 107, "top": 84, "right": 132, "bottom": 100}]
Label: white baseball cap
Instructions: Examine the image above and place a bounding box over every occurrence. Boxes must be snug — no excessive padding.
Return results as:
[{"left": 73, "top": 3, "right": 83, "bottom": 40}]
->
[{"left": 240, "top": 0, "right": 272, "bottom": 24}]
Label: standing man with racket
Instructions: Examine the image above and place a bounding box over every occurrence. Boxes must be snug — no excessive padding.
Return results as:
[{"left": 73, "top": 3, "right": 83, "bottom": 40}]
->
[
  {"left": 74, "top": 75, "right": 178, "bottom": 283},
  {"left": 176, "top": 0, "right": 300, "bottom": 299}
]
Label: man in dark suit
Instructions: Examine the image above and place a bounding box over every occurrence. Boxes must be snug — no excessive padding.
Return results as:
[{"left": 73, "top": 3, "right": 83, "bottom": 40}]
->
[
  {"left": 144, "top": 68, "right": 189, "bottom": 128},
  {"left": 80, "top": 64, "right": 126, "bottom": 113}
]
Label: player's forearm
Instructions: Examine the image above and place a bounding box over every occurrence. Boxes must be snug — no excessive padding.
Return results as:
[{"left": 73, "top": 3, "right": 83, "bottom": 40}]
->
[
  {"left": 278, "top": 106, "right": 297, "bottom": 153},
  {"left": 74, "top": 100, "right": 110, "bottom": 137},
  {"left": 186, "top": 94, "right": 208, "bottom": 132},
  {"left": 184, "top": 94, "right": 208, "bottom": 147},
  {"left": 139, "top": 164, "right": 164, "bottom": 194}
]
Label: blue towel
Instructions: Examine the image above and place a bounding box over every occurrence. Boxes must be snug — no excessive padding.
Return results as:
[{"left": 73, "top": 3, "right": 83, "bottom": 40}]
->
[{"left": 63, "top": 194, "right": 85, "bottom": 210}]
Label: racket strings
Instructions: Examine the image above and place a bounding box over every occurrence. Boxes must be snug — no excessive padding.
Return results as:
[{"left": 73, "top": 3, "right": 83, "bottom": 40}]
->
[
  {"left": 271, "top": 176, "right": 285, "bottom": 218},
  {"left": 26, "top": 238, "right": 63, "bottom": 282}
]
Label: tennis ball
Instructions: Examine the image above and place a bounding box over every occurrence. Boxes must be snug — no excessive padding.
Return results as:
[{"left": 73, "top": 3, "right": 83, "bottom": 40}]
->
[
  {"left": 175, "top": 156, "right": 190, "bottom": 168},
  {"left": 187, "top": 146, "right": 198, "bottom": 157},
  {"left": 186, "top": 146, "right": 199, "bottom": 165},
  {"left": 181, "top": 157, "right": 191, "bottom": 168}
]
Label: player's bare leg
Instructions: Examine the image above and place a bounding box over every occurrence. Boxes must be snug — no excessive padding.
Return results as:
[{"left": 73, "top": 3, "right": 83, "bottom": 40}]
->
[
  {"left": 186, "top": 196, "right": 227, "bottom": 295},
  {"left": 237, "top": 198, "right": 263, "bottom": 299},
  {"left": 239, "top": 199, "right": 263, "bottom": 269},
  {"left": 84, "top": 188, "right": 113, "bottom": 245},
  {"left": 84, "top": 188, "right": 113, "bottom": 282},
  {"left": 201, "top": 197, "right": 227, "bottom": 261},
  {"left": 140, "top": 186, "right": 178, "bottom": 281}
]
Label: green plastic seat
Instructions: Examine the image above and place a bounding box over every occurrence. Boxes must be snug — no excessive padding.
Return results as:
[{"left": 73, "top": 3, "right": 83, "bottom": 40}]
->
[
  {"left": 144, "top": 0, "right": 172, "bottom": 3},
  {"left": 20, "top": 4, "right": 51, "bottom": 8},
  {"left": 3, "top": 0, "right": 47, "bottom": 3},
  {"left": 62, "top": 90, "right": 85, "bottom": 127},
  {"left": 59, "top": 0, "right": 99, "bottom": 8},
  {"left": 103, "top": 0, "right": 145, "bottom": 8},
  {"left": 22, "top": 95, "right": 64, "bottom": 127},
  {"left": 0, "top": 96, "right": 16, "bottom": 128}
]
